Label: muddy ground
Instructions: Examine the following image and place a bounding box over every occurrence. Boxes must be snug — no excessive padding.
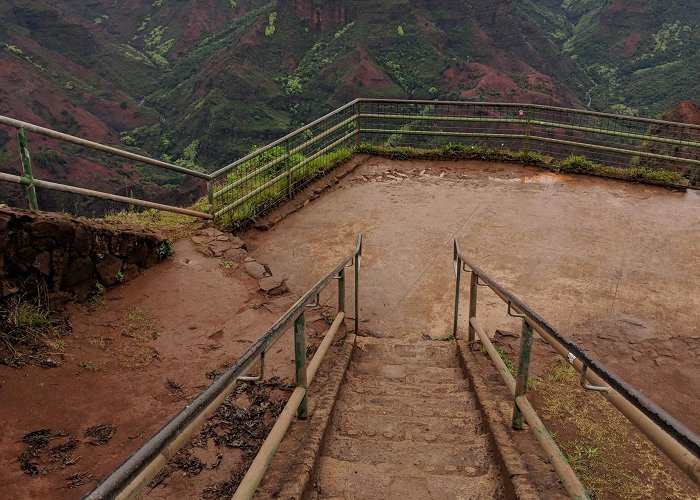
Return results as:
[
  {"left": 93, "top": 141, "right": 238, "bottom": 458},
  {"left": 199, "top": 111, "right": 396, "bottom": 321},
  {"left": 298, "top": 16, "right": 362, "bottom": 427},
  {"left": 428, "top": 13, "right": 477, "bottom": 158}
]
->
[
  {"left": 250, "top": 156, "right": 700, "bottom": 435},
  {"left": 0, "top": 156, "right": 698, "bottom": 498}
]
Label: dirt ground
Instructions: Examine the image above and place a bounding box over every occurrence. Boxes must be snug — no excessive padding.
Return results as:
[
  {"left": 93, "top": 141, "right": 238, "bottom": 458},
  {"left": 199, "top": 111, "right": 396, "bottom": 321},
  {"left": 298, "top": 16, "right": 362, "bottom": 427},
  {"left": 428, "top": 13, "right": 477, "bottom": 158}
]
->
[
  {"left": 249, "top": 156, "right": 700, "bottom": 436},
  {"left": 0, "top": 229, "right": 330, "bottom": 498},
  {"left": 1, "top": 156, "right": 698, "bottom": 498}
]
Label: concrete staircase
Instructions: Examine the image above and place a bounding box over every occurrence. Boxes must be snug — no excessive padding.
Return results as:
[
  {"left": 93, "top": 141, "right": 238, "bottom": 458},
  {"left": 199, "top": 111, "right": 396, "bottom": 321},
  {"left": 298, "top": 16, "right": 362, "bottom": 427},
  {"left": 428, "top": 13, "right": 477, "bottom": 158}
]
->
[{"left": 306, "top": 337, "right": 505, "bottom": 499}]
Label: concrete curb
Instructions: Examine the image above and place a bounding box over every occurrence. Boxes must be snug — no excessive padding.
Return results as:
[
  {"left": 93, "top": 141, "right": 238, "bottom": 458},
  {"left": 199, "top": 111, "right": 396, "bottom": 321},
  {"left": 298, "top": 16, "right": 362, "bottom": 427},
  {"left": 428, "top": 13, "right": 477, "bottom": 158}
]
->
[
  {"left": 456, "top": 340, "right": 569, "bottom": 500},
  {"left": 254, "top": 333, "right": 356, "bottom": 499}
]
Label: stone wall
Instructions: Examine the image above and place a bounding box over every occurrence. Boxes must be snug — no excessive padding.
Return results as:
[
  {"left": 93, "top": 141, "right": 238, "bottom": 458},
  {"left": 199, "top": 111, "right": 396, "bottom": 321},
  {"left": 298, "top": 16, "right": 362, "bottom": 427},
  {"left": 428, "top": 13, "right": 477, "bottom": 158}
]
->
[{"left": 0, "top": 207, "right": 169, "bottom": 301}]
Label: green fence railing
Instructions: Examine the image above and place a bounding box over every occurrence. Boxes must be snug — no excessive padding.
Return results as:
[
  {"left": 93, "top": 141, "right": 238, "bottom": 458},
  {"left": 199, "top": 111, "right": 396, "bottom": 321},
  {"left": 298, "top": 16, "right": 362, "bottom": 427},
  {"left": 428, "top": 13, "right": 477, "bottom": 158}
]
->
[
  {"left": 2, "top": 99, "right": 699, "bottom": 228},
  {"left": 208, "top": 99, "right": 700, "bottom": 228}
]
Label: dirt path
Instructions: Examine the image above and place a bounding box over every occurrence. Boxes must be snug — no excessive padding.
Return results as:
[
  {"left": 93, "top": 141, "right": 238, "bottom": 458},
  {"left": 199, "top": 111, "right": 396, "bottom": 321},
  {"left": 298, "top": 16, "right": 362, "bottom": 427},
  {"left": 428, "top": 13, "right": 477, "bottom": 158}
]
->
[
  {"left": 249, "top": 157, "right": 700, "bottom": 435},
  {"left": 0, "top": 230, "right": 302, "bottom": 498},
  {"left": 306, "top": 336, "right": 505, "bottom": 499}
]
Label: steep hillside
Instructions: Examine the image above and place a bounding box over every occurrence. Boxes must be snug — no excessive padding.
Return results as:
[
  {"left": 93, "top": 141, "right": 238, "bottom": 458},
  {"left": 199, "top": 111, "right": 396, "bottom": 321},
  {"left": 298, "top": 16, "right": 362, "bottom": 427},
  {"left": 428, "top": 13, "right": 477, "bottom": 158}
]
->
[
  {"left": 523, "top": 0, "right": 700, "bottom": 116},
  {"left": 0, "top": 0, "right": 697, "bottom": 213}
]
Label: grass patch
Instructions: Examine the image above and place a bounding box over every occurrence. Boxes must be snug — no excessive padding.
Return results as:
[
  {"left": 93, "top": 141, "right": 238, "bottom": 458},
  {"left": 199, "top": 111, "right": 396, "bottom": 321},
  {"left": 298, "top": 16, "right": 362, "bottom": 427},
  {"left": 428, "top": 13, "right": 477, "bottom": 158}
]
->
[
  {"left": 118, "top": 306, "right": 160, "bottom": 369},
  {"left": 104, "top": 203, "right": 206, "bottom": 239},
  {"left": 358, "top": 143, "right": 689, "bottom": 188},
  {"left": 531, "top": 359, "right": 696, "bottom": 498},
  {"left": 481, "top": 344, "right": 516, "bottom": 376},
  {"left": 0, "top": 278, "right": 67, "bottom": 367}
]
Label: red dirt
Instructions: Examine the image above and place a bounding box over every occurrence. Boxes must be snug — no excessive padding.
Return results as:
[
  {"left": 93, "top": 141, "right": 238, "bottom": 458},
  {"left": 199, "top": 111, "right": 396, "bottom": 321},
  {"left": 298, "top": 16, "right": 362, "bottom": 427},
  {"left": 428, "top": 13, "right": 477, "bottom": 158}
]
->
[
  {"left": 662, "top": 101, "right": 700, "bottom": 125},
  {"left": 345, "top": 46, "right": 395, "bottom": 90},
  {"left": 621, "top": 33, "right": 642, "bottom": 57},
  {"left": 0, "top": 234, "right": 304, "bottom": 498}
]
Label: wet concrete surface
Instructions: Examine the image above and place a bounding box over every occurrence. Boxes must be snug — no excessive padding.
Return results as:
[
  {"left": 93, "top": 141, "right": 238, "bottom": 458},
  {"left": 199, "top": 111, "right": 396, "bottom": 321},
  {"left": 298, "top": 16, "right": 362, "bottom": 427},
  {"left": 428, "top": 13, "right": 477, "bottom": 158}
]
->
[{"left": 247, "top": 156, "right": 700, "bottom": 434}]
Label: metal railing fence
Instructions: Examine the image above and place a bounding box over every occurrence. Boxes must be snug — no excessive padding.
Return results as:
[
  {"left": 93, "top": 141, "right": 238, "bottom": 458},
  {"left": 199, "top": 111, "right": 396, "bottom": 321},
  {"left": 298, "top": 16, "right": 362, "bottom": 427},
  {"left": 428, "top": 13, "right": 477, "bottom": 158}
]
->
[
  {"left": 0, "top": 115, "right": 212, "bottom": 219},
  {"left": 84, "top": 235, "right": 362, "bottom": 500},
  {"left": 2, "top": 99, "right": 699, "bottom": 228},
  {"left": 452, "top": 239, "right": 700, "bottom": 491},
  {"left": 357, "top": 99, "right": 700, "bottom": 172}
]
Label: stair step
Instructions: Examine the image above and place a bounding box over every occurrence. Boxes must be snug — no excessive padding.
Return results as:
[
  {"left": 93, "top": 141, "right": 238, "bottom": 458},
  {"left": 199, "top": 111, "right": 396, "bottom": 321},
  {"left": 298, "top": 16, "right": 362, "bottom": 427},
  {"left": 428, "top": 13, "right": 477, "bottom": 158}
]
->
[
  {"left": 322, "top": 435, "right": 491, "bottom": 468},
  {"left": 353, "top": 338, "right": 458, "bottom": 366},
  {"left": 333, "top": 412, "right": 483, "bottom": 439},
  {"left": 348, "top": 362, "right": 463, "bottom": 382},
  {"left": 310, "top": 456, "right": 502, "bottom": 500},
  {"left": 337, "top": 390, "right": 476, "bottom": 414},
  {"left": 337, "top": 400, "right": 475, "bottom": 418},
  {"left": 342, "top": 376, "right": 469, "bottom": 398}
]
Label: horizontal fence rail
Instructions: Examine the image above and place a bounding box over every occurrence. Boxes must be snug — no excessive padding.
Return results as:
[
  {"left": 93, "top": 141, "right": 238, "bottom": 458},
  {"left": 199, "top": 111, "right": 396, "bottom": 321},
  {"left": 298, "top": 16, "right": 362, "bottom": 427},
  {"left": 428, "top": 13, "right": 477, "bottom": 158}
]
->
[
  {"left": 452, "top": 239, "right": 700, "bottom": 488},
  {"left": 2, "top": 99, "right": 698, "bottom": 226},
  {"left": 84, "top": 235, "right": 362, "bottom": 500}
]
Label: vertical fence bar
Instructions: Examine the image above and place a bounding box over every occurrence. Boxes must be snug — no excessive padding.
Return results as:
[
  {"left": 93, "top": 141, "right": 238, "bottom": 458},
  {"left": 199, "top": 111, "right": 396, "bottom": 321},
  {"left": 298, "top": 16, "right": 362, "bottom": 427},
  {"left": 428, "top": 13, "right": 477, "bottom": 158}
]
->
[
  {"left": 354, "top": 101, "right": 361, "bottom": 150},
  {"left": 206, "top": 179, "right": 214, "bottom": 216},
  {"left": 17, "top": 128, "right": 39, "bottom": 211},
  {"left": 285, "top": 138, "right": 293, "bottom": 200},
  {"left": 338, "top": 268, "right": 346, "bottom": 314},
  {"left": 512, "top": 319, "right": 534, "bottom": 430},
  {"left": 468, "top": 273, "right": 478, "bottom": 346},
  {"left": 294, "top": 314, "right": 308, "bottom": 419},
  {"left": 354, "top": 243, "right": 361, "bottom": 335},
  {"left": 453, "top": 243, "right": 461, "bottom": 339}
]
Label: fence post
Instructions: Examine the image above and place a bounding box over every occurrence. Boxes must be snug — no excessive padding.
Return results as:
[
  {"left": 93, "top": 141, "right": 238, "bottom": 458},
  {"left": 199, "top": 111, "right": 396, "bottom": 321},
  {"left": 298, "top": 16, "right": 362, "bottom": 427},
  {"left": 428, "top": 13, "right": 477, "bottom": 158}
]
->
[
  {"left": 453, "top": 242, "right": 461, "bottom": 339},
  {"left": 206, "top": 179, "right": 214, "bottom": 217},
  {"left": 17, "top": 128, "right": 39, "bottom": 211},
  {"left": 285, "top": 138, "right": 293, "bottom": 199},
  {"left": 468, "top": 273, "right": 478, "bottom": 347},
  {"left": 523, "top": 107, "right": 532, "bottom": 153},
  {"left": 512, "top": 319, "right": 534, "bottom": 430},
  {"left": 354, "top": 101, "right": 361, "bottom": 150},
  {"left": 354, "top": 243, "right": 361, "bottom": 335},
  {"left": 294, "top": 313, "right": 308, "bottom": 419},
  {"left": 337, "top": 267, "right": 346, "bottom": 314}
]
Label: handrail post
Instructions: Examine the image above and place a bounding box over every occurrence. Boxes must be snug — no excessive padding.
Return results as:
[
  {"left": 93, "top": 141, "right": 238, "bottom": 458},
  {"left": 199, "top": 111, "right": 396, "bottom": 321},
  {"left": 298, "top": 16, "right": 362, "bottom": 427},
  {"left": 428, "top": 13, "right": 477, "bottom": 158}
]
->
[
  {"left": 468, "top": 272, "right": 478, "bottom": 347},
  {"left": 17, "top": 128, "right": 39, "bottom": 211},
  {"left": 338, "top": 268, "right": 346, "bottom": 314},
  {"left": 206, "top": 179, "right": 215, "bottom": 217},
  {"left": 453, "top": 242, "right": 461, "bottom": 339},
  {"left": 354, "top": 241, "right": 362, "bottom": 335},
  {"left": 294, "top": 313, "right": 308, "bottom": 419},
  {"left": 285, "top": 138, "right": 293, "bottom": 199},
  {"left": 512, "top": 319, "right": 534, "bottom": 430},
  {"left": 354, "top": 100, "right": 361, "bottom": 150}
]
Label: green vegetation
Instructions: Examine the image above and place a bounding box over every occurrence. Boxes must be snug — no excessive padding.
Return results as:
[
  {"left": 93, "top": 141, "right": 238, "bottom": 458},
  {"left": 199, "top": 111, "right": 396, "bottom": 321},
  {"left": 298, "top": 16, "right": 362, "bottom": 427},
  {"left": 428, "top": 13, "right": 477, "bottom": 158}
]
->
[
  {"left": 155, "top": 239, "right": 174, "bottom": 259},
  {"left": 358, "top": 144, "right": 688, "bottom": 187},
  {"left": 533, "top": 359, "right": 693, "bottom": 499},
  {"left": 0, "top": 278, "right": 65, "bottom": 366}
]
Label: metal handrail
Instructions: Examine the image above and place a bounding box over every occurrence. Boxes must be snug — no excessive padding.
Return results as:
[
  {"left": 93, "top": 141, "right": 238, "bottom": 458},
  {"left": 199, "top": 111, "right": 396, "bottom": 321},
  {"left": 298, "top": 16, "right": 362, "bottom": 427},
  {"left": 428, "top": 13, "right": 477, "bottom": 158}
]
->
[
  {"left": 84, "top": 235, "right": 362, "bottom": 499},
  {"left": 358, "top": 98, "right": 700, "bottom": 130},
  {"left": 453, "top": 238, "right": 700, "bottom": 486}
]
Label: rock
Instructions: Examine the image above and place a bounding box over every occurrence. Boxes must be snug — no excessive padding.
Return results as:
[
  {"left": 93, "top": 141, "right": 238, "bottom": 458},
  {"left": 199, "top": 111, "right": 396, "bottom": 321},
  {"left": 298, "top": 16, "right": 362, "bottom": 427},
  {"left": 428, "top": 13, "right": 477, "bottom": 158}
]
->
[
  {"left": 32, "top": 251, "right": 52, "bottom": 276},
  {"left": 631, "top": 351, "right": 642, "bottom": 362},
  {"left": 96, "top": 255, "right": 124, "bottom": 286},
  {"left": 72, "top": 278, "right": 97, "bottom": 303},
  {"left": 228, "top": 235, "right": 246, "bottom": 249},
  {"left": 50, "top": 248, "right": 69, "bottom": 291},
  {"left": 208, "top": 240, "right": 236, "bottom": 257},
  {"left": 244, "top": 257, "right": 255, "bottom": 262},
  {"left": 201, "top": 227, "right": 223, "bottom": 238},
  {"left": 62, "top": 257, "right": 95, "bottom": 288},
  {"left": 126, "top": 241, "right": 149, "bottom": 266},
  {"left": 258, "top": 277, "right": 289, "bottom": 295},
  {"left": 73, "top": 224, "right": 92, "bottom": 255},
  {"left": 223, "top": 248, "right": 248, "bottom": 263},
  {"left": 191, "top": 235, "right": 209, "bottom": 245},
  {"left": 122, "top": 264, "right": 140, "bottom": 283},
  {"left": 32, "top": 237, "right": 56, "bottom": 251},
  {"left": 1, "top": 282, "right": 19, "bottom": 297},
  {"left": 244, "top": 261, "right": 268, "bottom": 279}
]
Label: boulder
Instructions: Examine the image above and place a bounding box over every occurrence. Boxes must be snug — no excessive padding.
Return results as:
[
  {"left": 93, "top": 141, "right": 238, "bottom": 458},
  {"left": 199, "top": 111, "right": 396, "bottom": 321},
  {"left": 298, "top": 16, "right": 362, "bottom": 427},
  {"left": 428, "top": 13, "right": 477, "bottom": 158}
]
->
[
  {"left": 32, "top": 251, "right": 52, "bottom": 276},
  {"left": 244, "top": 261, "right": 268, "bottom": 279},
  {"left": 223, "top": 248, "right": 248, "bottom": 263},
  {"left": 258, "top": 277, "right": 289, "bottom": 296},
  {"left": 96, "top": 255, "right": 124, "bottom": 286},
  {"left": 62, "top": 257, "right": 95, "bottom": 288}
]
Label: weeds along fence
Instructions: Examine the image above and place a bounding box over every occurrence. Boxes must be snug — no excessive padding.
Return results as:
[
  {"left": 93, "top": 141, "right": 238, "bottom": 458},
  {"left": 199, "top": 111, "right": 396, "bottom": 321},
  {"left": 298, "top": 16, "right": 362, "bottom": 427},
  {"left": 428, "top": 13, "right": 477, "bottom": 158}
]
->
[{"left": 2, "top": 99, "right": 699, "bottom": 228}]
